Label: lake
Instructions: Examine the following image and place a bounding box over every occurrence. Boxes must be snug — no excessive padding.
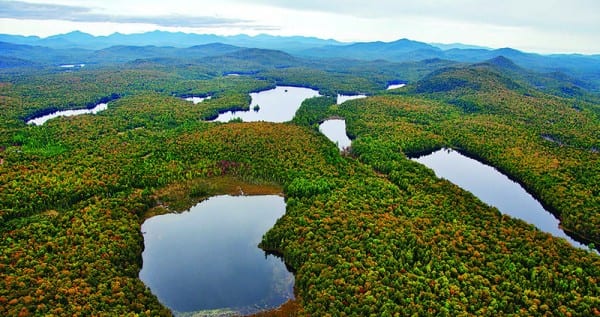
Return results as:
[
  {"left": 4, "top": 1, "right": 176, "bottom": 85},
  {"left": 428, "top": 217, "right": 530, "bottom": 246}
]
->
[
  {"left": 413, "top": 148, "right": 589, "bottom": 250},
  {"left": 386, "top": 83, "right": 406, "bottom": 90},
  {"left": 337, "top": 94, "right": 366, "bottom": 105},
  {"left": 319, "top": 119, "right": 352, "bottom": 150},
  {"left": 27, "top": 102, "right": 108, "bottom": 125},
  {"left": 139, "top": 195, "right": 294, "bottom": 316},
  {"left": 212, "top": 86, "right": 320, "bottom": 123}
]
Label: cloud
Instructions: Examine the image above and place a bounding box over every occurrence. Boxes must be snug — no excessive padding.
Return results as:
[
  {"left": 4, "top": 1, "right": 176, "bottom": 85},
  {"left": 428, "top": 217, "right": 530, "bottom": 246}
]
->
[
  {"left": 230, "top": 0, "right": 600, "bottom": 32},
  {"left": 0, "top": 0, "right": 257, "bottom": 28}
]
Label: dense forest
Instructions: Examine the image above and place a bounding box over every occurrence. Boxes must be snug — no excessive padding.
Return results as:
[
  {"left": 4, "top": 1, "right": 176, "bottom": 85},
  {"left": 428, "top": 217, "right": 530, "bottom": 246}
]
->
[{"left": 0, "top": 39, "right": 599, "bottom": 316}]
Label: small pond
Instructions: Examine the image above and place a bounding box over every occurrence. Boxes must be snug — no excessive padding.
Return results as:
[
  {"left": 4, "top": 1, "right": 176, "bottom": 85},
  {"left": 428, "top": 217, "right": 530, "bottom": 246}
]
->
[
  {"left": 413, "top": 148, "right": 589, "bottom": 250},
  {"left": 319, "top": 119, "right": 352, "bottom": 150},
  {"left": 185, "top": 96, "right": 211, "bottom": 104},
  {"left": 386, "top": 83, "right": 406, "bottom": 90},
  {"left": 212, "top": 86, "right": 320, "bottom": 123},
  {"left": 27, "top": 102, "right": 108, "bottom": 125},
  {"left": 337, "top": 94, "right": 366, "bottom": 105},
  {"left": 139, "top": 195, "right": 294, "bottom": 316}
]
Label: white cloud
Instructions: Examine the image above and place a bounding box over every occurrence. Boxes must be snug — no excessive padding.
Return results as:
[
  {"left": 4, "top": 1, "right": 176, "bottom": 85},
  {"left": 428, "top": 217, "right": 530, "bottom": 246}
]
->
[{"left": 0, "top": 0, "right": 256, "bottom": 27}]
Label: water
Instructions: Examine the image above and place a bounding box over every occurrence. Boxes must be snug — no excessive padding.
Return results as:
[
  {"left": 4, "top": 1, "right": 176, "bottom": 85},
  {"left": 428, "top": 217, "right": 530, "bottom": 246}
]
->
[
  {"left": 139, "top": 195, "right": 294, "bottom": 316},
  {"left": 212, "top": 86, "right": 320, "bottom": 123},
  {"left": 413, "top": 148, "right": 589, "bottom": 250},
  {"left": 27, "top": 103, "right": 108, "bottom": 125},
  {"left": 386, "top": 83, "right": 406, "bottom": 90},
  {"left": 319, "top": 119, "right": 351, "bottom": 150},
  {"left": 337, "top": 94, "right": 366, "bottom": 105},
  {"left": 59, "top": 64, "right": 85, "bottom": 68},
  {"left": 185, "top": 96, "right": 211, "bottom": 104}
]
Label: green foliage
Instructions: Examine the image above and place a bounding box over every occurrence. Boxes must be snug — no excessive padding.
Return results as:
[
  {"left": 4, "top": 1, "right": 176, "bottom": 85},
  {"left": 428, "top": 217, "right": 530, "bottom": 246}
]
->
[
  {"left": 291, "top": 96, "right": 336, "bottom": 127},
  {"left": 285, "top": 177, "right": 333, "bottom": 198},
  {"left": 0, "top": 54, "right": 598, "bottom": 317}
]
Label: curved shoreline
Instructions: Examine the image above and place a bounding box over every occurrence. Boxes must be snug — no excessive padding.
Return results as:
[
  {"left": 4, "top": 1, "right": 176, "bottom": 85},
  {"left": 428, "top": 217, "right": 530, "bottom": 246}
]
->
[
  {"left": 23, "top": 93, "right": 121, "bottom": 124},
  {"left": 408, "top": 146, "right": 598, "bottom": 251}
]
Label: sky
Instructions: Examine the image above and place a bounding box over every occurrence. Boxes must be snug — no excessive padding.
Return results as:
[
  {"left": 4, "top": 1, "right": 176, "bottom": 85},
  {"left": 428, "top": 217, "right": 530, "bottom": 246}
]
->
[{"left": 0, "top": 0, "right": 599, "bottom": 54}]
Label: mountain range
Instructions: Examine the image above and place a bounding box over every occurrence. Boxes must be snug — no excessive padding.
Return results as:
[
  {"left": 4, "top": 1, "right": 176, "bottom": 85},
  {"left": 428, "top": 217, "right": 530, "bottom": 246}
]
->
[
  {"left": 0, "top": 31, "right": 345, "bottom": 52},
  {"left": 1, "top": 31, "right": 599, "bottom": 92}
]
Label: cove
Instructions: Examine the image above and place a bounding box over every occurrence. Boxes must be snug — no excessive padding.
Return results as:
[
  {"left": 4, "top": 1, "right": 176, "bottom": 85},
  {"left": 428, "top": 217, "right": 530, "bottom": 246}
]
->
[
  {"left": 319, "top": 119, "right": 352, "bottom": 150},
  {"left": 27, "top": 102, "right": 108, "bottom": 125},
  {"left": 212, "top": 86, "right": 320, "bottom": 123},
  {"left": 413, "top": 148, "right": 589, "bottom": 250},
  {"left": 139, "top": 195, "right": 294, "bottom": 316}
]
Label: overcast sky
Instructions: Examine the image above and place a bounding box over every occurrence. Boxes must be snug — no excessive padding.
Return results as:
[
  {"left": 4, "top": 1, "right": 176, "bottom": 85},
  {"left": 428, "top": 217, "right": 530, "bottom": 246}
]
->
[{"left": 1, "top": 0, "right": 599, "bottom": 54}]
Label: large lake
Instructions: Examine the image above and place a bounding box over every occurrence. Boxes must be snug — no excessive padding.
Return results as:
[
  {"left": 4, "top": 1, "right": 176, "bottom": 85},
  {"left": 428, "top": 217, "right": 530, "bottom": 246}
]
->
[
  {"left": 139, "top": 195, "right": 294, "bottom": 316},
  {"left": 413, "top": 148, "right": 589, "bottom": 250},
  {"left": 27, "top": 103, "right": 108, "bottom": 125},
  {"left": 212, "top": 86, "right": 320, "bottom": 123},
  {"left": 319, "top": 119, "right": 352, "bottom": 150}
]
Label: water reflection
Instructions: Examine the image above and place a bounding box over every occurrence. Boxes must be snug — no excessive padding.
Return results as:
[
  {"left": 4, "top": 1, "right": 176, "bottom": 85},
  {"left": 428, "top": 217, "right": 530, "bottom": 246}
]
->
[
  {"left": 386, "top": 83, "right": 406, "bottom": 90},
  {"left": 413, "top": 148, "right": 589, "bottom": 250},
  {"left": 27, "top": 103, "right": 108, "bottom": 125},
  {"left": 337, "top": 94, "right": 366, "bottom": 105},
  {"left": 184, "top": 96, "right": 211, "bottom": 104},
  {"left": 140, "top": 195, "right": 294, "bottom": 316},
  {"left": 212, "top": 86, "right": 320, "bottom": 123},
  {"left": 319, "top": 119, "right": 351, "bottom": 150}
]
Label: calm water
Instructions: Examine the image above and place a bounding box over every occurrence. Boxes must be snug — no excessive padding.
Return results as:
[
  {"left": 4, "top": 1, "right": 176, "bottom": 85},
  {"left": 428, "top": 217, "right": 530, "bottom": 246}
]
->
[
  {"left": 319, "top": 119, "right": 351, "bottom": 150},
  {"left": 139, "top": 195, "right": 294, "bottom": 316},
  {"left": 386, "top": 83, "right": 406, "bottom": 90},
  {"left": 27, "top": 103, "right": 108, "bottom": 125},
  {"left": 413, "top": 148, "right": 589, "bottom": 250},
  {"left": 337, "top": 94, "right": 366, "bottom": 105},
  {"left": 185, "top": 96, "right": 211, "bottom": 104},
  {"left": 212, "top": 86, "right": 320, "bottom": 122}
]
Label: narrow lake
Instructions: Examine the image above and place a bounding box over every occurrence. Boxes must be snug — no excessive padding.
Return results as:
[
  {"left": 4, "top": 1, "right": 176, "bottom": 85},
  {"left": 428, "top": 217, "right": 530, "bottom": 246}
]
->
[
  {"left": 319, "top": 119, "right": 352, "bottom": 150},
  {"left": 337, "top": 94, "right": 366, "bottom": 105},
  {"left": 139, "top": 195, "right": 294, "bottom": 316},
  {"left": 386, "top": 83, "right": 406, "bottom": 90},
  {"left": 27, "top": 102, "right": 108, "bottom": 125},
  {"left": 212, "top": 86, "right": 320, "bottom": 123},
  {"left": 413, "top": 148, "right": 589, "bottom": 250}
]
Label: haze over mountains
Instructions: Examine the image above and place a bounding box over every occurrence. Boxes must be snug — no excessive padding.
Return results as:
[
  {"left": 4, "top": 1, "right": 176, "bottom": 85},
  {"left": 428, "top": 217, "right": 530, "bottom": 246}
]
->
[{"left": 1, "top": 31, "right": 600, "bottom": 93}]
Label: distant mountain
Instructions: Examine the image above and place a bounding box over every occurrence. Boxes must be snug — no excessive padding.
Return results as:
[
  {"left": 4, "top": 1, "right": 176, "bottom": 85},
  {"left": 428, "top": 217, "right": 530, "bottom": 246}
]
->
[
  {"left": 0, "top": 55, "right": 39, "bottom": 68},
  {"left": 295, "top": 40, "right": 600, "bottom": 92},
  {"left": 183, "top": 43, "right": 242, "bottom": 57},
  {"left": 300, "top": 38, "right": 442, "bottom": 61},
  {"left": 1, "top": 31, "right": 599, "bottom": 92},
  {"left": 0, "top": 41, "right": 91, "bottom": 65},
  {"left": 430, "top": 42, "right": 491, "bottom": 50},
  {"left": 0, "top": 31, "right": 345, "bottom": 51},
  {"left": 410, "top": 55, "right": 593, "bottom": 104}
]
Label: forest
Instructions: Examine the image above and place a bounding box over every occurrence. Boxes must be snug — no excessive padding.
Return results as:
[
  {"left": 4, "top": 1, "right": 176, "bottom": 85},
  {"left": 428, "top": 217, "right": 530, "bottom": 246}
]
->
[{"left": 0, "top": 40, "right": 599, "bottom": 316}]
